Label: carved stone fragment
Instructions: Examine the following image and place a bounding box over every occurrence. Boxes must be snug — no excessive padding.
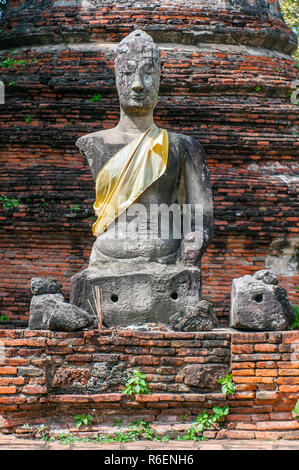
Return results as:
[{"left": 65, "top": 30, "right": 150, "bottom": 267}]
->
[
  {"left": 170, "top": 300, "right": 218, "bottom": 331},
  {"left": 29, "top": 278, "right": 94, "bottom": 331},
  {"left": 230, "top": 270, "right": 296, "bottom": 331}
]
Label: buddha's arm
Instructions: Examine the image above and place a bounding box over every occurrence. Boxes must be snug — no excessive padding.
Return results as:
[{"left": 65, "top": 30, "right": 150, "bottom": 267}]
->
[
  {"left": 76, "top": 135, "right": 102, "bottom": 182},
  {"left": 181, "top": 136, "right": 213, "bottom": 265}
]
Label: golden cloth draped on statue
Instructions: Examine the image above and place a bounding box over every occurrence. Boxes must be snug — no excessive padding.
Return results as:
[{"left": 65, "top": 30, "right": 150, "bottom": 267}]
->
[{"left": 92, "top": 124, "right": 169, "bottom": 237}]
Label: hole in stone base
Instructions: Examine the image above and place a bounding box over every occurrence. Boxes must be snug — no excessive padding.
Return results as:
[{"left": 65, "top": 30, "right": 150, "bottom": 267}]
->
[
  {"left": 253, "top": 293, "right": 263, "bottom": 303},
  {"left": 171, "top": 292, "right": 178, "bottom": 300},
  {"left": 111, "top": 294, "right": 119, "bottom": 303}
]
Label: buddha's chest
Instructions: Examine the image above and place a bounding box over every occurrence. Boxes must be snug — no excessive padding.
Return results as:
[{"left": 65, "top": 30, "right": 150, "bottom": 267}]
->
[{"left": 89, "top": 140, "right": 186, "bottom": 204}]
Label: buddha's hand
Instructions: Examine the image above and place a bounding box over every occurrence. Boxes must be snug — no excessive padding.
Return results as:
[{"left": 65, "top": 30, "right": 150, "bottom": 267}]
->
[{"left": 181, "top": 230, "right": 205, "bottom": 266}]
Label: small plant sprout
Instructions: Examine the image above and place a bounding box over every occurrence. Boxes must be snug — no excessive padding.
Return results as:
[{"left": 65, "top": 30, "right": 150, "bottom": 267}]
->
[
  {"left": 217, "top": 373, "right": 236, "bottom": 395},
  {"left": 0, "top": 50, "right": 38, "bottom": 68},
  {"left": 0, "top": 194, "right": 21, "bottom": 210},
  {"left": 45, "top": 419, "right": 170, "bottom": 445},
  {"left": 25, "top": 114, "right": 32, "bottom": 124},
  {"left": 180, "top": 413, "right": 189, "bottom": 423},
  {"left": 291, "top": 304, "right": 299, "bottom": 330},
  {"left": 0, "top": 315, "right": 9, "bottom": 323},
  {"left": 178, "top": 406, "right": 230, "bottom": 441},
  {"left": 21, "top": 423, "right": 31, "bottom": 430},
  {"left": 90, "top": 93, "right": 103, "bottom": 102},
  {"left": 122, "top": 370, "right": 151, "bottom": 396},
  {"left": 210, "top": 405, "right": 230, "bottom": 424},
  {"left": 292, "top": 400, "right": 299, "bottom": 421},
  {"left": 74, "top": 413, "right": 94, "bottom": 429},
  {"left": 113, "top": 418, "right": 123, "bottom": 428}
]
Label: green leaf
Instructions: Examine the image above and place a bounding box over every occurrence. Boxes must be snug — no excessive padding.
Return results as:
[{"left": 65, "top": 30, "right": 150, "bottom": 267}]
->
[
  {"left": 290, "top": 304, "right": 299, "bottom": 330},
  {"left": 0, "top": 314, "right": 9, "bottom": 323},
  {"left": 90, "top": 93, "right": 103, "bottom": 103},
  {"left": 122, "top": 369, "right": 151, "bottom": 396},
  {"left": 292, "top": 400, "right": 299, "bottom": 417},
  {"left": 218, "top": 373, "right": 235, "bottom": 395},
  {"left": 195, "top": 423, "right": 204, "bottom": 432},
  {"left": 212, "top": 406, "right": 223, "bottom": 415}
]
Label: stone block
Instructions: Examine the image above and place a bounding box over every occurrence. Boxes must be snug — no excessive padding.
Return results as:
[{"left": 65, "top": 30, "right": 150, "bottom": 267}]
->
[
  {"left": 230, "top": 270, "right": 296, "bottom": 331},
  {"left": 170, "top": 300, "right": 218, "bottom": 331},
  {"left": 29, "top": 292, "right": 94, "bottom": 332},
  {"left": 181, "top": 364, "right": 229, "bottom": 391},
  {"left": 30, "top": 278, "right": 62, "bottom": 295},
  {"left": 70, "top": 263, "right": 202, "bottom": 328}
]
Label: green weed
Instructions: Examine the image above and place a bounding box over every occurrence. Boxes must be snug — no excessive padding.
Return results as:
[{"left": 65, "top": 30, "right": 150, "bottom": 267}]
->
[
  {"left": 74, "top": 413, "right": 94, "bottom": 429},
  {"left": 0, "top": 315, "right": 9, "bottom": 323},
  {"left": 178, "top": 406, "right": 230, "bottom": 441},
  {"left": 217, "top": 373, "right": 236, "bottom": 395},
  {"left": 290, "top": 304, "right": 299, "bottom": 330},
  {"left": 122, "top": 370, "right": 151, "bottom": 396},
  {"left": 90, "top": 93, "right": 103, "bottom": 102},
  {"left": 0, "top": 194, "right": 21, "bottom": 210}
]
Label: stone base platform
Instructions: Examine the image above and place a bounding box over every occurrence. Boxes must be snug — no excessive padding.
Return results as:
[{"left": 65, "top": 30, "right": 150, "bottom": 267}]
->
[
  {"left": 0, "top": 328, "right": 298, "bottom": 439},
  {"left": 70, "top": 263, "right": 202, "bottom": 327}
]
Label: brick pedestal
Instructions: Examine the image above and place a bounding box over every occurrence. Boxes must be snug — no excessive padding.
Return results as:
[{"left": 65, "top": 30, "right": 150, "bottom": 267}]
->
[
  {"left": 0, "top": 328, "right": 298, "bottom": 439},
  {"left": 0, "top": 0, "right": 298, "bottom": 325}
]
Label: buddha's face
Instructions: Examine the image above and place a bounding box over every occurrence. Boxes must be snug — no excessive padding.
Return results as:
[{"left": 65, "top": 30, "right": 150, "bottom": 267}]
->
[{"left": 115, "top": 52, "right": 160, "bottom": 116}]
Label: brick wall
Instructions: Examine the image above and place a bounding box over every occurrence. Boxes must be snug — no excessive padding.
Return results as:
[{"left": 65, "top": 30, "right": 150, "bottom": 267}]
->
[
  {"left": 0, "top": 328, "right": 298, "bottom": 439},
  {"left": 0, "top": 0, "right": 298, "bottom": 325},
  {"left": 229, "top": 331, "right": 299, "bottom": 439}
]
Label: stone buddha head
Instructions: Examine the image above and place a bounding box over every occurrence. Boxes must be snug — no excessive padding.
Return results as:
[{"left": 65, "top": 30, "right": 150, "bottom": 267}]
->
[{"left": 114, "top": 30, "right": 161, "bottom": 116}]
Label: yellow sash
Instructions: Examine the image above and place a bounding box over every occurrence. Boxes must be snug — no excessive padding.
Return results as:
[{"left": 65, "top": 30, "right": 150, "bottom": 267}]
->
[{"left": 92, "top": 124, "right": 169, "bottom": 237}]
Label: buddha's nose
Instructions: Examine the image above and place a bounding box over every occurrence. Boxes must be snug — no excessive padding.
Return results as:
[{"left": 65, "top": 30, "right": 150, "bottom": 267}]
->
[{"left": 132, "top": 76, "right": 144, "bottom": 92}]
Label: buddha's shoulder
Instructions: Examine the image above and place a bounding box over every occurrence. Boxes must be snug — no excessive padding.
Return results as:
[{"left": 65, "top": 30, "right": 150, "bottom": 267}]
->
[
  {"left": 76, "top": 128, "right": 119, "bottom": 149},
  {"left": 167, "top": 131, "right": 205, "bottom": 153},
  {"left": 76, "top": 128, "right": 206, "bottom": 158}
]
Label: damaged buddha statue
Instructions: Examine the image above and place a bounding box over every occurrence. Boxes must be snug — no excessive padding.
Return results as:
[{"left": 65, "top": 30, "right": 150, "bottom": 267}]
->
[{"left": 70, "top": 30, "right": 215, "bottom": 329}]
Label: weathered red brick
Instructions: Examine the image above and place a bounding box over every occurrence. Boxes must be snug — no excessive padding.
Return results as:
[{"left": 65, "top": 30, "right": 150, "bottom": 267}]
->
[
  {"left": 21, "top": 385, "right": 47, "bottom": 395},
  {"left": 0, "top": 386, "right": 16, "bottom": 394},
  {"left": 256, "top": 369, "right": 278, "bottom": 377},
  {"left": 232, "top": 333, "right": 267, "bottom": 344},
  {"left": 232, "top": 344, "right": 254, "bottom": 354},
  {"left": 279, "top": 385, "right": 299, "bottom": 393},
  {"left": 256, "top": 421, "right": 299, "bottom": 431},
  {"left": 0, "top": 367, "right": 17, "bottom": 375},
  {"left": 254, "top": 344, "right": 279, "bottom": 353}
]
